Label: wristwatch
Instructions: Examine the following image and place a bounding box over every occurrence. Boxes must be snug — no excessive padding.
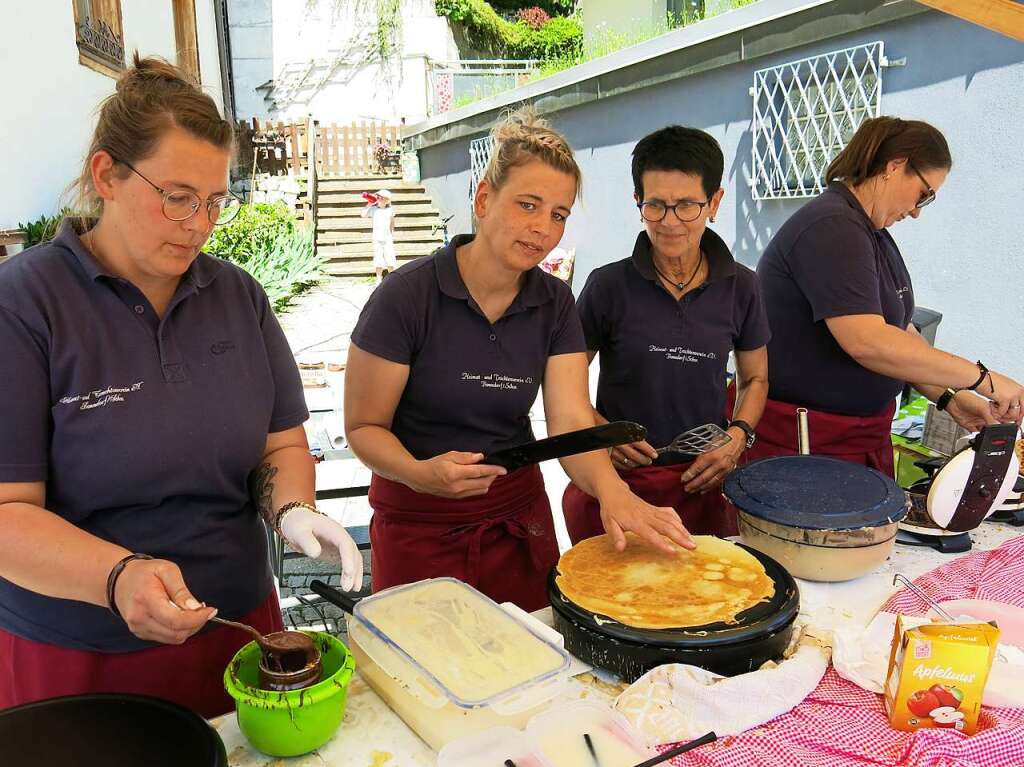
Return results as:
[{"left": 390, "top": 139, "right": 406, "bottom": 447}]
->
[{"left": 728, "top": 419, "right": 756, "bottom": 449}]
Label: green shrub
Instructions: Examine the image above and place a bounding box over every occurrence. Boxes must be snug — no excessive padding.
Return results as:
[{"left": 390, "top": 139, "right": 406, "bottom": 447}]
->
[
  {"left": 203, "top": 202, "right": 296, "bottom": 267},
  {"left": 239, "top": 227, "right": 325, "bottom": 311},
  {"left": 436, "top": 0, "right": 581, "bottom": 60},
  {"left": 204, "top": 203, "right": 326, "bottom": 311},
  {"left": 19, "top": 208, "right": 73, "bottom": 247}
]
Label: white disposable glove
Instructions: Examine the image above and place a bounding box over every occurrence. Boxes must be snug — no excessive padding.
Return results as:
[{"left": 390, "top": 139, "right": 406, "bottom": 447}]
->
[{"left": 279, "top": 507, "right": 363, "bottom": 591}]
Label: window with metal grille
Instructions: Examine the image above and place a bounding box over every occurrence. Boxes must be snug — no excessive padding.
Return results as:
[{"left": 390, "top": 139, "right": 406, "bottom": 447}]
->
[
  {"left": 469, "top": 136, "right": 495, "bottom": 205},
  {"left": 751, "top": 41, "right": 888, "bottom": 200}
]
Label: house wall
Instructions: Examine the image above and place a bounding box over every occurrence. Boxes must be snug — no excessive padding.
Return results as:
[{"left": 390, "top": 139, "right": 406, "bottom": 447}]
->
[
  {"left": 228, "top": 0, "right": 458, "bottom": 122},
  {"left": 0, "top": 0, "right": 226, "bottom": 227},
  {"left": 413, "top": 5, "right": 1024, "bottom": 380}
]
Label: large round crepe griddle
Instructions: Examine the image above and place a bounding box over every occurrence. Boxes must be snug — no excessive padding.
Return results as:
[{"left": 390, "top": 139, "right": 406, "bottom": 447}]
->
[
  {"left": 0, "top": 693, "right": 227, "bottom": 766},
  {"left": 548, "top": 543, "right": 799, "bottom": 680}
]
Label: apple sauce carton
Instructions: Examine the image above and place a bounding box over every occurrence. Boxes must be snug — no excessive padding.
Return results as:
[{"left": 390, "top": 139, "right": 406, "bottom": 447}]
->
[{"left": 884, "top": 615, "right": 1000, "bottom": 735}]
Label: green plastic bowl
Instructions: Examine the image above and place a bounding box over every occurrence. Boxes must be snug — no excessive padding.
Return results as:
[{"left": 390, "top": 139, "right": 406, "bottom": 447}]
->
[{"left": 224, "top": 631, "right": 354, "bottom": 757}]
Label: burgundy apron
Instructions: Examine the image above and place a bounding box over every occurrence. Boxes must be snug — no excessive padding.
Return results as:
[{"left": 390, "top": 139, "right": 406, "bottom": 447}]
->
[
  {"left": 0, "top": 591, "right": 283, "bottom": 718},
  {"left": 562, "top": 464, "right": 738, "bottom": 546},
  {"left": 368, "top": 464, "right": 559, "bottom": 612},
  {"left": 744, "top": 396, "right": 897, "bottom": 477}
]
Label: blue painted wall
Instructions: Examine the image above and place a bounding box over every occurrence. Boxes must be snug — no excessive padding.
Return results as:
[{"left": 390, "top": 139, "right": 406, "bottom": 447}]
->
[{"left": 417, "top": 10, "right": 1024, "bottom": 380}]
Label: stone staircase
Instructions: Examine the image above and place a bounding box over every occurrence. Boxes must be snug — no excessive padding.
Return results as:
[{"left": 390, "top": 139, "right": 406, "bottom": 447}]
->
[{"left": 311, "top": 174, "right": 447, "bottom": 277}]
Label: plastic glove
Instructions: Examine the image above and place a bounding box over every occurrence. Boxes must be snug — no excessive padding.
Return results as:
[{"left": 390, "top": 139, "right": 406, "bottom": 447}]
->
[{"left": 280, "top": 507, "right": 363, "bottom": 591}]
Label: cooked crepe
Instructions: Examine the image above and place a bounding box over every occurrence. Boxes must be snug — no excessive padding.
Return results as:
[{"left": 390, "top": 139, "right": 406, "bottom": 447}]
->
[
  {"left": 556, "top": 533, "right": 775, "bottom": 629},
  {"left": 1016, "top": 440, "right": 1024, "bottom": 476}
]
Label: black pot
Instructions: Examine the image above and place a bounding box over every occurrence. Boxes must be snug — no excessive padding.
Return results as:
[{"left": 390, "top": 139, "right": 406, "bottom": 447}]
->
[
  {"left": 548, "top": 544, "right": 799, "bottom": 682},
  {"left": 0, "top": 693, "right": 227, "bottom": 766}
]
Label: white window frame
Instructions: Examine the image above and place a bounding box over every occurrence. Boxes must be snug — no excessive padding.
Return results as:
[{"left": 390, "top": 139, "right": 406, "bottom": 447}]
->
[{"left": 751, "top": 41, "right": 889, "bottom": 200}]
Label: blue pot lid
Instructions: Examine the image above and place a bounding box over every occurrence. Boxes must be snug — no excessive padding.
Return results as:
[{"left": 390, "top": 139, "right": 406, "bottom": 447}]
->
[{"left": 723, "top": 456, "right": 908, "bottom": 530}]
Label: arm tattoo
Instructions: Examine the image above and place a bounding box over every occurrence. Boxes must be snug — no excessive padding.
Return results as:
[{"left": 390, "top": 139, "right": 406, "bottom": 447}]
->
[{"left": 250, "top": 463, "right": 279, "bottom": 525}]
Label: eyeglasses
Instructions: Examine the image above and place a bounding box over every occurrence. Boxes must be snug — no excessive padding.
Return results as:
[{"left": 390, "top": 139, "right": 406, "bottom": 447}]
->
[
  {"left": 637, "top": 199, "right": 709, "bottom": 223},
  {"left": 909, "top": 164, "right": 936, "bottom": 209},
  {"left": 114, "top": 158, "right": 242, "bottom": 225}
]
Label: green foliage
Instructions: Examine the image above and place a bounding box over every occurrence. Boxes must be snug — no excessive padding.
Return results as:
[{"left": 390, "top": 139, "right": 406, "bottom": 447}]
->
[
  {"left": 204, "top": 203, "right": 325, "bottom": 310},
  {"left": 374, "top": 0, "right": 403, "bottom": 64},
  {"left": 204, "top": 202, "right": 296, "bottom": 267},
  {"left": 19, "top": 208, "right": 73, "bottom": 248},
  {"left": 238, "top": 227, "right": 325, "bottom": 311},
  {"left": 489, "top": 0, "right": 575, "bottom": 14},
  {"left": 438, "top": 0, "right": 761, "bottom": 110},
  {"left": 435, "top": 0, "right": 581, "bottom": 60}
]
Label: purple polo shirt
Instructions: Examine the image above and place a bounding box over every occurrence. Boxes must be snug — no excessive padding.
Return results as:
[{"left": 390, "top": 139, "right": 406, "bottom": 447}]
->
[
  {"left": 756, "top": 182, "right": 915, "bottom": 416},
  {"left": 579, "top": 229, "right": 770, "bottom": 462},
  {"left": 350, "top": 234, "right": 586, "bottom": 459},
  {"left": 0, "top": 221, "right": 307, "bottom": 651}
]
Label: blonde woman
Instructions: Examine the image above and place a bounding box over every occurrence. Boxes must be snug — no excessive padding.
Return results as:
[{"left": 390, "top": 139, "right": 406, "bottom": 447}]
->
[
  {"left": 345, "top": 109, "right": 692, "bottom": 611},
  {"left": 0, "top": 56, "right": 361, "bottom": 716}
]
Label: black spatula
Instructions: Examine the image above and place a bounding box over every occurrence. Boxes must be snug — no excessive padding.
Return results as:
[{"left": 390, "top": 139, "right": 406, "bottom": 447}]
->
[{"left": 483, "top": 421, "right": 647, "bottom": 472}]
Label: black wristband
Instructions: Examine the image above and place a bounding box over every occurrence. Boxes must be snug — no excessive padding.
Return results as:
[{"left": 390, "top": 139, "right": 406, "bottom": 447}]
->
[
  {"left": 728, "top": 419, "right": 756, "bottom": 449},
  {"left": 106, "top": 553, "right": 154, "bottom": 618},
  {"left": 967, "top": 361, "right": 989, "bottom": 392},
  {"left": 935, "top": 388, "right": 957, "bottom": 412}
]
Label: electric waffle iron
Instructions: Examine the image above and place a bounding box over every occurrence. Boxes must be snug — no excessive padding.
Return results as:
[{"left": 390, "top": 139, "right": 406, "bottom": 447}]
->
[{"left": 898, "top": 423, "right": 1021, "bottom": 553}]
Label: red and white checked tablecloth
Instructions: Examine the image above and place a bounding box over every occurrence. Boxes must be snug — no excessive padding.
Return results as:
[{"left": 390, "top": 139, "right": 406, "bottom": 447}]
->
[{"left": 663, "top": 534, "right": 1024, "bottom": 767}]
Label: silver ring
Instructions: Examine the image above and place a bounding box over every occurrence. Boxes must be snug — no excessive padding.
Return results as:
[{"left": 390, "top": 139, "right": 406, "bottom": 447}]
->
[
  {"left": 622, "top": 458, "right": 632, "bottom": 466},
  {"left": 1012, "top": 404, "right": 1021, "bottom": 409}
]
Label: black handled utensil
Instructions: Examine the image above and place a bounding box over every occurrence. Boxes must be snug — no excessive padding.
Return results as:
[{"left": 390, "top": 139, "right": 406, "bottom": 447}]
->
[
  {"left": 631, "top": 731, "right": 716, "bottom": 767},
  {"left": 309, "top": 579, "right": 362, "bottom": 615},
  {"left": 483, "top": 421, "right": 647, "bottom": 471}
]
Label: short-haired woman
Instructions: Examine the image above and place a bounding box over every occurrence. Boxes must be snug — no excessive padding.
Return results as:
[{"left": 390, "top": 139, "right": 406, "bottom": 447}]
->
[
  {"left": 562, "top": 126, "right": 770, "bottom": 543},
  {"left": 0, "top": 56, "right": 361, "bottom": 717},
  {"left": 344, "top": 109, "right": 692, "bottom": 611},
  {"left": 754, "top": 116, "right": 1023, "bottom": 472}
]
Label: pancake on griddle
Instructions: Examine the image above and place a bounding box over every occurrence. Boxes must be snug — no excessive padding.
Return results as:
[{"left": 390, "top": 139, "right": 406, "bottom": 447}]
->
[
  {"left": 556, "top": 533, "right": 775, "bottom": 629},
  {"left": 1016, "top": 439, "right": 1023, "bottom": 477}
]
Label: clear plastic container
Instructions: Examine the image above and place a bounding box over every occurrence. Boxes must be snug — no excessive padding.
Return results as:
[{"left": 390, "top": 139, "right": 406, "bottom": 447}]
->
[
  {"left": 437, "top": 726, "right": 552, "bottom": 767},
  {"left": 437, "top": 701, "right": 655, "bottom": 767},
  {"left": 527, "top": 701, "right": 655, "bottom": 767},
  {"left": 347, "top": 578, "right": 571, "bottom": 750}
]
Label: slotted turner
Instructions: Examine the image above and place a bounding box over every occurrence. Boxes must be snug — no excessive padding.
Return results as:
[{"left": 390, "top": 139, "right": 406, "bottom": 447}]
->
[{"left": 655, "top": 423, "right": 732, "bottom": 456}]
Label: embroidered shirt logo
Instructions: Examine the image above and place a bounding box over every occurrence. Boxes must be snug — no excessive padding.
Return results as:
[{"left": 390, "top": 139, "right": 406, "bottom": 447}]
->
[
  {"left": 59, "top": 382, "right": 144, "bottom": 411},
  {"left": 648, "top": 344, "right": 716, "bottom": 364},
  {"left": 460, "top": 371, "right": 533, "bottom": 391},
  {"left": 210, "top": 340, "right": 235, "bottom": 355}
]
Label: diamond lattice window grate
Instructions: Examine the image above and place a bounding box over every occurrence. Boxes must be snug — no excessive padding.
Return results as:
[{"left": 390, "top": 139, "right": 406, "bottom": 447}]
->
[
  {"left": 751, "top": 42, "right": 889, "bottom": 200},
  {"left": 469, "top": 136, "right": 496, "bottom": 204}
]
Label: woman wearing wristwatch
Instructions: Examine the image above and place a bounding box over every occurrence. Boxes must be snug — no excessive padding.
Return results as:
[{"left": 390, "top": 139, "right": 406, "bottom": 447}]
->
[
  {"left": 562, "top": 126, "right": 770, "bottom": 542},
  {"left": 753, "top": 116, "right": 1023, "bottom": 474}
]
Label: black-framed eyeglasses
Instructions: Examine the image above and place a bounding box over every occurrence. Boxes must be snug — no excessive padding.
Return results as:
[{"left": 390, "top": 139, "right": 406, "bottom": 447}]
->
[
  {"left": 909, "top": 164, "right": 936, "bottom": 209},
  {"left": 113, "top": 157, "right": 242, "bottom": 225},
  {"left": 637, "top": 199, "right": 709, "bottom": 223}
]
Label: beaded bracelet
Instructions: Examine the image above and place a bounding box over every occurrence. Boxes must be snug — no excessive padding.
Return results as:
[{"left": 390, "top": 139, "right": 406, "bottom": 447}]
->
[
  {"left": 106, "top": 553, "right": 154, "bottom": 617},
  {"left": 272, "top": 500, "right": 323, "bottom": 534}
]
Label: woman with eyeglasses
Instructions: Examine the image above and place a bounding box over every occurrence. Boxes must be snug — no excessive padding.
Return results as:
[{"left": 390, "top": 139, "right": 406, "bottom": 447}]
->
[
  {"left": 752, "top": 116, "right": 1023, "bottom": 474},
  {"left": 0, "top": 56, "right": 361, "bottom": 717},
  {"left": 562, "top": 126, "right": 770, "bottom": 544}
]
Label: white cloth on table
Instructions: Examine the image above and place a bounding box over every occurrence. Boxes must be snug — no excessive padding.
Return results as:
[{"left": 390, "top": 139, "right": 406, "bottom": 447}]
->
[
  {"left": 614, "top": 628, "right": 830, "bottom": 745},
  {"left": 830, "top": 610, "right": 1024, "bottom": 709}
]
